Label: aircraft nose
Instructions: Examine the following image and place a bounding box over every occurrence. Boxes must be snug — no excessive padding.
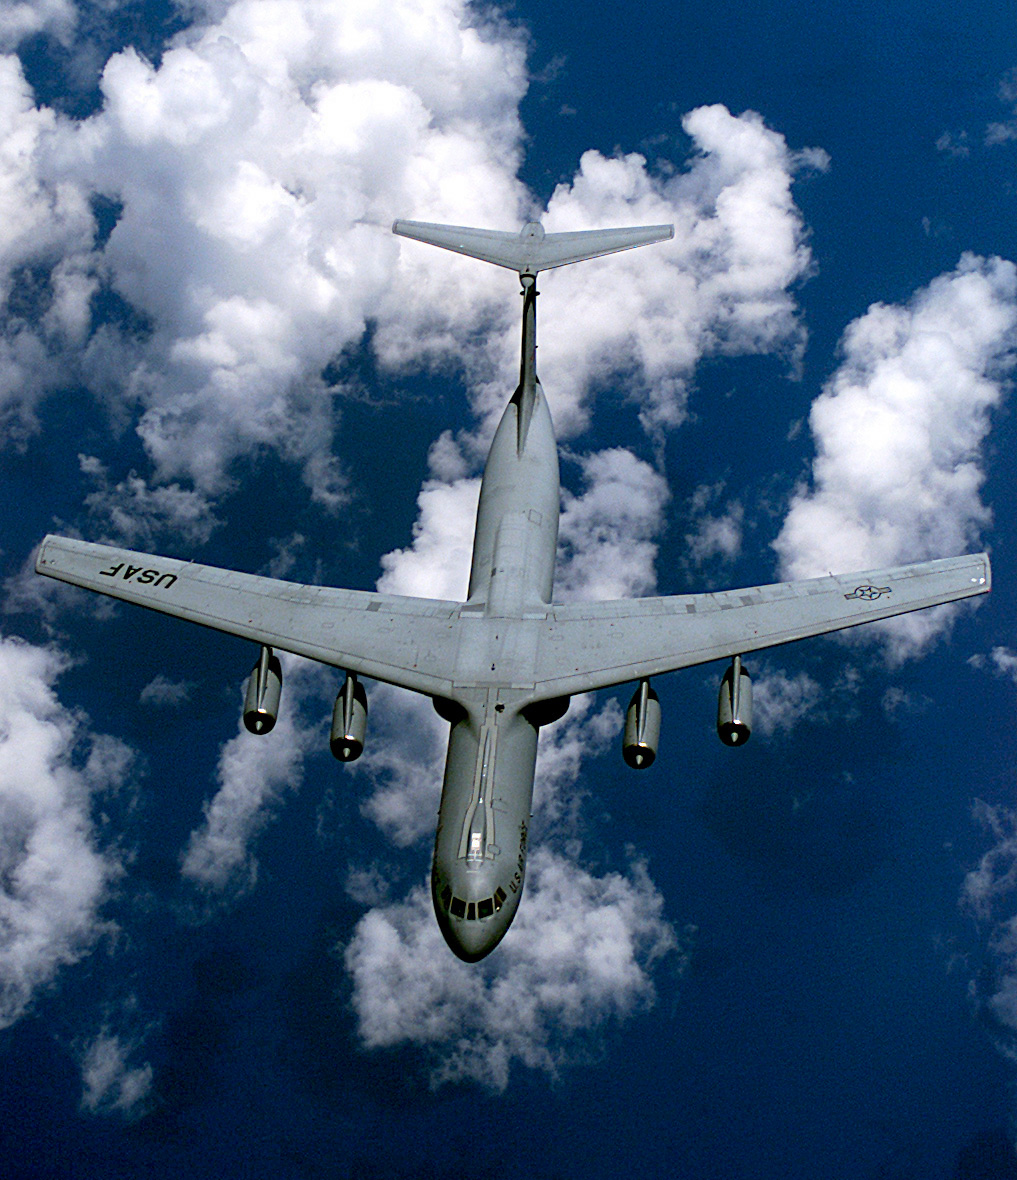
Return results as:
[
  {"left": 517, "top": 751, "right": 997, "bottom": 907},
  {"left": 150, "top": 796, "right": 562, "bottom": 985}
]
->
[
  {"left": 442, "top": 919, "right": 503, "bottom": 963},
  {"left": 432, "top": 881, "right": 514, "bottom": 962}
]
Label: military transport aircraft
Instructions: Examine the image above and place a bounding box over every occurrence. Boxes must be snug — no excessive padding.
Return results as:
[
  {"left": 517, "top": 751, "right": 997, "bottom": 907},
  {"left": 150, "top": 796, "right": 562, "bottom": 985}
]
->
[{"left": 36, "top": 220, "right": 991, "bottom": 961}]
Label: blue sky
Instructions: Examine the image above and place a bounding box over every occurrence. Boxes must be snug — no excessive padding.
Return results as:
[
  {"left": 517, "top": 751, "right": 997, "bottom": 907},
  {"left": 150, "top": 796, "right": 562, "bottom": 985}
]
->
[{"left": 3, "top": 1, "right": 1017, "bottom": 1177}]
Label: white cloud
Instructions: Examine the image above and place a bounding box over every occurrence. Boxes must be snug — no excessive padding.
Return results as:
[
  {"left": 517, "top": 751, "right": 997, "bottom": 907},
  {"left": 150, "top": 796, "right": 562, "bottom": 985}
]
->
[
  {"left": 138, "top": 673, "right": 194, "bottom": 707},
  {"left": 557, "top": 448, "right": 670, "bottom": 601},
  {"left": 343, "top": 847, "right": 680, "bottom": 1089},
  {"left": 354, "top": 684, "right": 448, "bottom": 847},
  {"left": 377, "top": 477, "right": 479, "bottom": 601},
  {"left": 963, "top": 801, "right": 1017, "bottom": 921},
  {"left": 0, "top": 633, "right": 124, "bottom": 1029},
  {"left": 533, "top": 694, "right": 622, "bottom": 832},
  {"left": 79, "top": 454, "right": 220, "bottom": 548},
  {"left": 684, "top": 482, "right": 744, "bottom": 566},
  {"left": 0, "top": 54, "right": 96, "bottom": 445},
  {"left": 985, "top": 68, "right": 1017, "bottom": 146},
  {"left": 62, "top": 0, "right": 528, "bottom": 506},
  {"left": 180, "top": 653, "right": 325, "bottom": 895},
  {"left": 936, "top": 130, "right": 971, "bottom": 158},
  {"left": 986, "top": 646, "right": 1017, "bottom": 684},
  {"left": 525, "top": 109, "right": 823, "bottom": 439},
  {"left": 4, "top": 13, "right": 821, "bottom": 540},
  {"left": 774, "top": 254, "right": 1017, "bottom": 661},
  {"left": 79, "top": 1027, "right": 153, "bottom": 1118},
  {"left": 962, "top": 802, "right": 1017, "bottom": 1036},
  {"left": 750, "top": 666, "right": 822, "bottom": 736},
  {"left": 0, "top": 1, "right": 77, "bottom": 50}
]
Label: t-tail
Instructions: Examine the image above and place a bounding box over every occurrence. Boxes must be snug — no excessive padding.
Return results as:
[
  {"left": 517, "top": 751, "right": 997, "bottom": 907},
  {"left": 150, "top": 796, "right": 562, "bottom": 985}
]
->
[{"left": 392, "top": 219, "right": 674, "bottom": 275}]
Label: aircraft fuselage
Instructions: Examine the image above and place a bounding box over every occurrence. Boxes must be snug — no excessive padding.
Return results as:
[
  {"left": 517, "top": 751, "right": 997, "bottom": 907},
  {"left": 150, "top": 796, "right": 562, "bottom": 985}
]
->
[{"left": 430, "top": 278, "right": 561, "bottom": 961}]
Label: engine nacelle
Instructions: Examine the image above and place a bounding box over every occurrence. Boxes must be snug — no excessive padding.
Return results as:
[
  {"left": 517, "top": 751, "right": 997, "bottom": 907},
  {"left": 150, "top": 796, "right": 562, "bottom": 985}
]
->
[
  {"left": 717, "top": 655, "right": 752, "bottom": 746},
  {"left": 623, "top": 679, "right": 661, "bottom": 769},
  {"left": 331, "top": 671, "right": 368, "bottom": 762},
  {"left": 243, "top": 646, "right": 282, "bottom": 734}
]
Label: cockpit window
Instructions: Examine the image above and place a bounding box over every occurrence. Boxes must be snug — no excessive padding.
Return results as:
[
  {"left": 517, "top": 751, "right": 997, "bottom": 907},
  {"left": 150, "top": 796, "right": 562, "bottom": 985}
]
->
[{"left": 448, "top": 891, "right": 506, "bottom": 920}]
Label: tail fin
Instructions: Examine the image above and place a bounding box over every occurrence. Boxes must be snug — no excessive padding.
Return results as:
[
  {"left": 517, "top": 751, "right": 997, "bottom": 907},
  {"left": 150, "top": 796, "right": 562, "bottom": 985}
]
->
[{"left": 392, "top": 219, "right": 673, "bottom": 276}]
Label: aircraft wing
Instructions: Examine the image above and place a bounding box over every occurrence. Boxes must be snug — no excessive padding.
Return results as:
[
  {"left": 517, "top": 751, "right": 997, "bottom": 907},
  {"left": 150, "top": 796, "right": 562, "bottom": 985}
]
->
[
  {"left": 35, "top": 535, "right": 460, "bottom": 698},
  {"left": 532, "top": 554, "right": 991, "bottom": 698}
]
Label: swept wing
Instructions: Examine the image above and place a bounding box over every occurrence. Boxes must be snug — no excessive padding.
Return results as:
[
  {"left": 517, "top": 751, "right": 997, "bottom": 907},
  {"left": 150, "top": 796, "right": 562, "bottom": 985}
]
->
[
  {"left": 530, "top": 554, "right": 990, "bottom": 698},
  {"left": 36, "top": 535, "right": 460, "bottom": 698},
  {"left": 37, "top": 537, "right": 989, "bottom": 703}
]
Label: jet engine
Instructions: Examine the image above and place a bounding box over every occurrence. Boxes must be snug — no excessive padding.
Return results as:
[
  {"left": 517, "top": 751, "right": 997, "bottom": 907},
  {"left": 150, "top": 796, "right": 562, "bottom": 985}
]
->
[
  {"left": 717, "top": 655, "right": 752, "bottom": 746},
  {"left": 243, "top": 646, "right": 282, "bottom": 734},
  {"left": 623, "top": 679, "right": 661, "bottom": 769},
  {"left": 331, "top": 671, "right": 368, "bottom": 762}
]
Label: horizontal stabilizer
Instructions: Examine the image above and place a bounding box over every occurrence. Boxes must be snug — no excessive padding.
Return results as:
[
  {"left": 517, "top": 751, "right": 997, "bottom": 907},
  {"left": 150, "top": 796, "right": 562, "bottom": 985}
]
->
[{"left": 393, "top": 220, "right": 674, "bottom": 275}]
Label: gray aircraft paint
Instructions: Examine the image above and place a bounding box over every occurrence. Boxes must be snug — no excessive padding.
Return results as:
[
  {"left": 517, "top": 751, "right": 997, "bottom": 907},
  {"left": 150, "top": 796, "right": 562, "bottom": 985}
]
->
[{"left": 36, "top": 221, "right": 991, "bottom": 961}]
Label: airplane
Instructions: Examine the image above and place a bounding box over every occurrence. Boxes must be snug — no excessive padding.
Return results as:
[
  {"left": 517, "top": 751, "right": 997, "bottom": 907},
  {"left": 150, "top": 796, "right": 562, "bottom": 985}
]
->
[{"left": 36, "top": 219, "right": 991, "bottom": 962}]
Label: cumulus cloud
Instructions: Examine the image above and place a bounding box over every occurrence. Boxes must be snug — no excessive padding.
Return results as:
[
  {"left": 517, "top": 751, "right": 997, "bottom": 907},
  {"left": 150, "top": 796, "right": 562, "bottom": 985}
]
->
[
  {"left": 354, "top": 683, "right": 448, "bottom": 847},
  {"left": 180, "top": 653, "right": 325, "bottom": 895},
  {"left": 0, "top": 633, "right": 124, "bottom": 1028},
  {"left": 377, "top": 476, "right": 479, "bottom": 601},
  {"left": 963, "top": 802, "right": 1017, "bottom": 1037},
  {"left": 0, "top": 54, "right": 96, "bottom": 444},
  {"left": 556, "top": 448, "right": 670, "bottom": 600},
  {"left": 684, "top": 482, "right": 743, "bottom": 566},
  {"left": 985, "top": 68, "right": 1017, "bottom": 146},
  {"left": 3, "top": 3, "right": 821, "bottom": 542},
  {"left": 138, "top": 673, "right": 194, "bottom": 707},
  {"left": 0, "top": 1, "right": 77, "bottom": 50},
  {"left": 533, "top": 694, "right": 622, "bottom": 831},
  {"left": 963, "top": 801, "right": 1017, "bottom": 921},
  {"left": 969, "top": 646, "right": 1017, "bottom": 685},
  {"left": 526, "top": 109, "right": 823, "bottom": 440},
  {"left": 343, "top": 847, "right": 680, "bottom": 1089},
  {"left": 78, "top": 1026, "right": 153, "bottom": 1118},
  {"left": 774, "top": 254, "right": 1017, "bottom": 660},
  {"left": 79, "top": 454, "right": 220, "bottom": 548},
  {"left": 61, "top": 0, "right": 526, "bottom": 506},
  {"left": 751, "top": 666, "right": 822, "bottom": 736}
]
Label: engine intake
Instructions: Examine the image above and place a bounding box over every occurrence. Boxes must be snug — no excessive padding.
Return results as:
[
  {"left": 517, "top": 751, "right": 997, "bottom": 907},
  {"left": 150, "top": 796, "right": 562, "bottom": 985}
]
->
[
  {"left": 243, "top": 646, "right": 282, "bottom": 734},
  {"left": 717, "top": 655, "right": 752, "bottom": 746},
  {"left": 623, "top": 679, "right": 661, "bottom": 769},
  {"left": 331, "top": 671, "right": 368, "bottom": 762}
]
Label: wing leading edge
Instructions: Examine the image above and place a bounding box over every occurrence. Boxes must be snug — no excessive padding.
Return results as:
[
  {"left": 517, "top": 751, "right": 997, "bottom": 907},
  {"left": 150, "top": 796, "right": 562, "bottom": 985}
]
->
[
  {"left": 530, "top": 553, "right": 990, "bottom": 698},
  {"left": 35, "top": 535, "right": 461, "bottom": 698}
]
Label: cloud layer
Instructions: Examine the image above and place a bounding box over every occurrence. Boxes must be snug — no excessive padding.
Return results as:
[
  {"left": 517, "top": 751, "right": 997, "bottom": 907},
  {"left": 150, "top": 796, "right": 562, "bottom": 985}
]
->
[
  {"left": 180, "top": 653, "right": 325, "bottom": 895},
  {"left": 344, "top": 848, "right": 679, "bottom": 1089},
  {"left": 963, "top": 802, "right": 1017, "bottom": 1039},
  {"left": 0, "top": 633, "right": 123, "bottom": 1028},
  {"left": 775, "top": 254, "right": 1017, "bottom": 659}
]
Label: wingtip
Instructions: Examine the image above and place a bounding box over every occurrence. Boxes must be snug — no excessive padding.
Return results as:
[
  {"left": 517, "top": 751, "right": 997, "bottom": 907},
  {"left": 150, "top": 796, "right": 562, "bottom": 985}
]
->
[{"left": 35, "top": 534, "right": 53, "bottom": 573}]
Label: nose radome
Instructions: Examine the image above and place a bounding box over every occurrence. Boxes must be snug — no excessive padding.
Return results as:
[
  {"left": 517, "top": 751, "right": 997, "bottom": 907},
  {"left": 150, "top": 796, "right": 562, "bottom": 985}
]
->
[
  {"left": 440, "top": 916, "right": 508, "bottom": 963},
  {"left": 433, "top": 881, "right": 515, "bottom": 962}
]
